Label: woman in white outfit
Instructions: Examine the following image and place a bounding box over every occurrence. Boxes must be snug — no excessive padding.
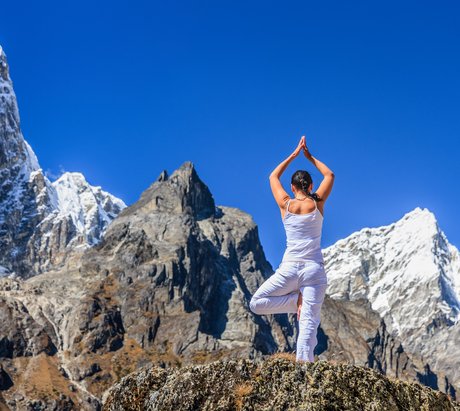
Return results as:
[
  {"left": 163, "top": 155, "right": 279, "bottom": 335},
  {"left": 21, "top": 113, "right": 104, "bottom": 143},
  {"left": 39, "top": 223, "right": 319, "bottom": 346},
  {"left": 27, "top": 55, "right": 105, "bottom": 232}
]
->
[{"left": 249, "top": 135, "right": 335, "bottom": 362}]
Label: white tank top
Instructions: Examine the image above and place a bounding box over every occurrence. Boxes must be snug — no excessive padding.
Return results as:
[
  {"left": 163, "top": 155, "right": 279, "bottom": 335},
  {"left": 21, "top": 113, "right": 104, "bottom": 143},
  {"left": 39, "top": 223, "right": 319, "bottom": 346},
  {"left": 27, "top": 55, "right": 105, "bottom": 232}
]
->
[{"left": 281, "top": 198, "right": 324, "bottom": 263}]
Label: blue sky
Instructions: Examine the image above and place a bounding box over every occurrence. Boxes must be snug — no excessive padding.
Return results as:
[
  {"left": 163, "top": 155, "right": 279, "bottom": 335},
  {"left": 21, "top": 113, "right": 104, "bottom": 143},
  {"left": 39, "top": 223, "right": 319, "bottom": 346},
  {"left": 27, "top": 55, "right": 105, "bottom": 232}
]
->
[{"left": 1, "top": 1, "right": 459, "bottom": 266}]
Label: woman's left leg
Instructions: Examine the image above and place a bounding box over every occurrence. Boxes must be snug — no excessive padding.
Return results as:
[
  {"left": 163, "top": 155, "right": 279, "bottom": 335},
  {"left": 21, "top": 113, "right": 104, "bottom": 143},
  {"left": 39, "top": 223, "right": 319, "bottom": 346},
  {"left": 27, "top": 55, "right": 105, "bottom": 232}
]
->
[
  {"left": 296, "top": 282, "right": 327, "bottom": 362},
  {"left": 249, "top": 261, "right": 300, "bottom": 315}
]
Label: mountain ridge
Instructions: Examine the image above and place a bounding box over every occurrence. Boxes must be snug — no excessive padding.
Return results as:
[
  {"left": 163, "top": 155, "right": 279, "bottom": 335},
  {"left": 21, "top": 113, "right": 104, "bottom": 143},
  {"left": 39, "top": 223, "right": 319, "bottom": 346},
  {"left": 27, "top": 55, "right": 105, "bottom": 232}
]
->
[{"left": 0, "top": 44, "right": 126, "bottom": 278}]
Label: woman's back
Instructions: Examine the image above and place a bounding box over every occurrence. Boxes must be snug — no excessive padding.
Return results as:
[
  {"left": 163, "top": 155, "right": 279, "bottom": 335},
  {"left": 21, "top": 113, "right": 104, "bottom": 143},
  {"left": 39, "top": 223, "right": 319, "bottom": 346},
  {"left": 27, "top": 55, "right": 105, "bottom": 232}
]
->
[{"left": 281, "top": 197, "right": 324, "bottom": 264}]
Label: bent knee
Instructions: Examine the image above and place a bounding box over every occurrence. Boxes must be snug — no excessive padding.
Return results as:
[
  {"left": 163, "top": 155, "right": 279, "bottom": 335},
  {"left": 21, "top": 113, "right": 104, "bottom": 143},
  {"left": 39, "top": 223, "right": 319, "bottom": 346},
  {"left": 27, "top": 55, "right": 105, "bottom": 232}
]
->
[{"left": 249, "top": 296, "right": 261, "bottom": 314}]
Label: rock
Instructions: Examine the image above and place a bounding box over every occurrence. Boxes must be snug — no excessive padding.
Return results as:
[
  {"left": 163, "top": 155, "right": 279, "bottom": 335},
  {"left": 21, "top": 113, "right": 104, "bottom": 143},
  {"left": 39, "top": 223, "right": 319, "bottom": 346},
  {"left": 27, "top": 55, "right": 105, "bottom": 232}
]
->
[
  {"left": 66, "top": 363, "right": 102, "bottom": 381},
  {"left": 0, "top": 296, "right": 57, "bottom": 358},
  {"left": 102, "top": 356, "right": 460, "bottom": 411},
  {"left": 21, "top": 395, "right": 75, "bottom": 411},
  {"left": 0, "top": 364, "right": 13, "bottom": 390}
]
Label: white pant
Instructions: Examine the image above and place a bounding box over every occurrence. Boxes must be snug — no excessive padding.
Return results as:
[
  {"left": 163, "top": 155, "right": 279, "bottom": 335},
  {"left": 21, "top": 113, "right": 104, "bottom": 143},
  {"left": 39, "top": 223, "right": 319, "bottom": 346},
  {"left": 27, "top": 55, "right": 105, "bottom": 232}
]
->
[{"left": 249, "top": 260, "right": 328, "bottom": 362}]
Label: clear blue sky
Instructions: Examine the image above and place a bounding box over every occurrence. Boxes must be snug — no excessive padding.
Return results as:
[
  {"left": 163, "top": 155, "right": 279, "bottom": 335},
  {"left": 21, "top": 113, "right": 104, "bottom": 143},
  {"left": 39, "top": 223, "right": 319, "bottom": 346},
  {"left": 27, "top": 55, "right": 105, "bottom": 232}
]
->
[{"left": 2, "top": 1, "right": 459, "bottom": 266}]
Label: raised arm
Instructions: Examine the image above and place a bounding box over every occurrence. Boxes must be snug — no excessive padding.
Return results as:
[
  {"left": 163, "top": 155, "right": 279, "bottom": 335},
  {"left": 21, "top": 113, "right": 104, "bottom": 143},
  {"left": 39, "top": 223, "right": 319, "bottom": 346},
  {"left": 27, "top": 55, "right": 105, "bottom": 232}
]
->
[
  {"left": 302, "top": 138, "right": 335, "bottom": 202},
  {"left": 268, "top": 137, "right": 305, "bottom": 208}
]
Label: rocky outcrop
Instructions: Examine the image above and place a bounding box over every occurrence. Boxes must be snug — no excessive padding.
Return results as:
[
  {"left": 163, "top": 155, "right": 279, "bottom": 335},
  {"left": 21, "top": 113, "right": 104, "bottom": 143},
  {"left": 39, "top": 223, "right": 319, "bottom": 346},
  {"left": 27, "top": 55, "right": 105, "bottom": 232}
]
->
[
  {"left": 0, "top": 295, "right": 57, "bottom": 358},
  {"left": 0, "top": 45, "right": 126, "bottom": 279},
  {"left": 102, "top": 356, "right": 460, "bottom": 410}
]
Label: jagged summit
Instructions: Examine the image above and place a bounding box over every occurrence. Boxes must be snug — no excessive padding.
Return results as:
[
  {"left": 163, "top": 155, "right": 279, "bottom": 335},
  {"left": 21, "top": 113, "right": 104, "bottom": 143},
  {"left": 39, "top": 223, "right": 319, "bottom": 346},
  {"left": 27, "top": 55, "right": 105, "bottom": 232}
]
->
[
  {"left": 171, "top": 160, "right": 203, "bottom": 185},
  {"left": 156, "top": 169, "right": 168, "bottom": 182},
  {"left": 171, "top": 161, "right": 215, "bottom": 219},
  {"left": 50, "top": 171, "right": 126, "bottom": 245},
  {"left": 404, "top": 206, "right": 432, "bottom": 216},
  {"left": 130, "top": 161, "right": 215, "bottom": 220},
  {"left": 333, "top": 207, "right": 440, "bottom": 250},
  {"left": 177, "top": 159, "right": 195, "bottom": 171},
  {"left": 398, "top": 206, "right": 438, "bottom": 228}
]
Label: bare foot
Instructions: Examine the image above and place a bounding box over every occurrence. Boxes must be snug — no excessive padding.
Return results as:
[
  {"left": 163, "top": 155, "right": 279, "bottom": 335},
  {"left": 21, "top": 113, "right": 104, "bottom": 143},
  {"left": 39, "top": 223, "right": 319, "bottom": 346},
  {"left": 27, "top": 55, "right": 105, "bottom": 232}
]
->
[{"left": 297, "top": 292, "right": 302, "bottom": 321}]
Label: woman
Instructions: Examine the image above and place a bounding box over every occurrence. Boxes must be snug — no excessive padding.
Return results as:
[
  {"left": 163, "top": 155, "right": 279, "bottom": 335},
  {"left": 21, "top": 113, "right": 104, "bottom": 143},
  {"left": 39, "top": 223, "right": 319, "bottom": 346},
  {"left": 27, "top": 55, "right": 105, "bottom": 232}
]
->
[{"left": 249, "top": 135, "right": 335, "bottom": 362}]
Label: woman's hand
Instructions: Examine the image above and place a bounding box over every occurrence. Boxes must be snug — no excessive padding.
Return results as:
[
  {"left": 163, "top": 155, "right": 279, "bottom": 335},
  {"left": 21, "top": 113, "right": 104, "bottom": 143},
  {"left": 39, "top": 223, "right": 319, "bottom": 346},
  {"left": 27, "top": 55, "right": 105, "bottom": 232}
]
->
[
  {"left": 300, "top": 135, "right": 335, "bottom": 203},
  {"left": 291, "top": 135, "right": 306, "bottom": 158},
  {"left": 301, "top": 136, "right": 313, "bottom": 160}
]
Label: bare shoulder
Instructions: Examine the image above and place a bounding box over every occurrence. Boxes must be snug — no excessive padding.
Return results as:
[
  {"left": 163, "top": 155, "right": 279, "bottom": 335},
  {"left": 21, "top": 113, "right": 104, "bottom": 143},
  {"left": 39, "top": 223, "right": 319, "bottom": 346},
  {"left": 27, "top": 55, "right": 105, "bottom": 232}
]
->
[{"left": 279, "top": 196, "right": 292, "bottom": 219}]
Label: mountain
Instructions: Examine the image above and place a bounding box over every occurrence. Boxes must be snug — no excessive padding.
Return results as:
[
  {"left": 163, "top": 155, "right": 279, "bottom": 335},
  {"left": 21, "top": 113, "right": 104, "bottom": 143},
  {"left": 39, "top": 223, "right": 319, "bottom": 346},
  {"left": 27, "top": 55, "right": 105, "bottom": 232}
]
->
[
  {"left": 0, "top": 161, "right": 294, "bottom": 410},
  {"left": 318, "top": 207, "right": 460, "bottom": 398},
  {"left": 1, "top": 42, "right": 459, "bottom": 409},
  {"left": 1, "top": 158, "right": 459, "bottom": 408},
  {"left": 0, "top": 45, "right": 126, "bottom": 279}
]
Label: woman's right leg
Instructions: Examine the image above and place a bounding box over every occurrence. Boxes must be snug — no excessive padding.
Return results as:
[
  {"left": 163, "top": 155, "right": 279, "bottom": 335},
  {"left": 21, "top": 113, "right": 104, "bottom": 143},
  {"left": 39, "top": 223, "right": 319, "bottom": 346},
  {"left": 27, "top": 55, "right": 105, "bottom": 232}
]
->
[{"left": 249, "top": 261, "right": 300, "bottom": 315}]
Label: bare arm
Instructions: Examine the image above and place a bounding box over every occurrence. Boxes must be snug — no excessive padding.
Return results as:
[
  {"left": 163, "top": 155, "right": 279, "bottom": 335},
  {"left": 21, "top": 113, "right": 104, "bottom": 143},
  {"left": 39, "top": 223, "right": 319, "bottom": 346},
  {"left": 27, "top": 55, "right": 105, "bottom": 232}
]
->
[
  {"left": 269, "top": 136, "right": 305, "bottom": 208},
  {"left": 302, "top": 140, "right": 335, "bottom": 202}
]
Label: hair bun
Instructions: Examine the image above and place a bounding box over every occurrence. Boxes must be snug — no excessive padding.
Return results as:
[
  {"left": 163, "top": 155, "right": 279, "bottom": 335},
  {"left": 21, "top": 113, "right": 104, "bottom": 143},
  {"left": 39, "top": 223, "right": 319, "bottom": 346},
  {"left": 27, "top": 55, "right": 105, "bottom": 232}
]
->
[{"left": 291, "top": 169, "right": 322, "bottom": 201}]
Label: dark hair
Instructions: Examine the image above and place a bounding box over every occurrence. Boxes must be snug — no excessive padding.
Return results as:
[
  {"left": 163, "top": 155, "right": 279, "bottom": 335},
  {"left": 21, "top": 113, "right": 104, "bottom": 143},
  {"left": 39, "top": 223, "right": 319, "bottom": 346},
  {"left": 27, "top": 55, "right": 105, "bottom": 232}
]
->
[{"left": 291, "top": 170, "right": 322, "bottom": 201}]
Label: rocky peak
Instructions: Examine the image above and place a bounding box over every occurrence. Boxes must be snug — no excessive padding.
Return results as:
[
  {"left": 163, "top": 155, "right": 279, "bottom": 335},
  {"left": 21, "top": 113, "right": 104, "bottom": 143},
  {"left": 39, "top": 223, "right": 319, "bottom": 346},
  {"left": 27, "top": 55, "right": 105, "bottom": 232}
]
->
[
  {"left": 392, "top": 207, "right": 440, "bottom": 242},
  {"left": 50, "top": 171, "right": 127, "bottom": 245},
  {"left": 130, "top": 161, "right": 215, "bottom": 220},
  {"left": 156, "top": 169, "right": 168, "bottom": 182},
  {"left": 173, "top": 161, "right": 215, "bottom": 219}
]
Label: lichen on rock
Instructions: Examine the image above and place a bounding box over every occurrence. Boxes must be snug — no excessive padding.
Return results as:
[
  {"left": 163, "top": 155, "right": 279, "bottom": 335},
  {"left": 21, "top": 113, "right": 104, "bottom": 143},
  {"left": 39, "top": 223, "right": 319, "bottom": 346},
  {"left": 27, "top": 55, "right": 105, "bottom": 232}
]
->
[{"left": 102, "top": 355, "right": 460, "bottom": 411}]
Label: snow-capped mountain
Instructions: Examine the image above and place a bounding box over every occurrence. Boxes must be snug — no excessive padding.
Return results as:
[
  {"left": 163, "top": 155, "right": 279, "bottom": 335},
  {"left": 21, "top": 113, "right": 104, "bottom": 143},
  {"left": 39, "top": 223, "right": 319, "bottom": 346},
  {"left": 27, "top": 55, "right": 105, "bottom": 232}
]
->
[
  {"left": 50, "top": 172, "right": 126, "bottom": 246},
  {"left": 322, "top": 207, "right": 460, "bottom": 396},
  {"left": 0, "top": 45, "right": 126, "bottom": 278},
  {"left": 324, "top": 207, "right": 460, "bottom": 332}
]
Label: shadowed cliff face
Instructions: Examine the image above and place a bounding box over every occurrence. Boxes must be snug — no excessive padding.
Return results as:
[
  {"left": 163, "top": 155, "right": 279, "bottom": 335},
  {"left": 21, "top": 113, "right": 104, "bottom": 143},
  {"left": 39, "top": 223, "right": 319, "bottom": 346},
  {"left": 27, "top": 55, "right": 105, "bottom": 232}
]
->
[
  {"left": 102, "top": 356, "right": 460, "bottom": 411},
  {"left": 0, "top": 161, "right": 296, "bottom": 410},
  {"left": 73, "top": 160, "right": 294, "bottom": 360}
]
